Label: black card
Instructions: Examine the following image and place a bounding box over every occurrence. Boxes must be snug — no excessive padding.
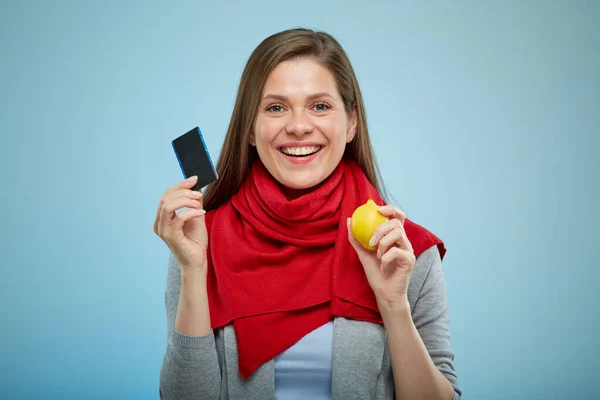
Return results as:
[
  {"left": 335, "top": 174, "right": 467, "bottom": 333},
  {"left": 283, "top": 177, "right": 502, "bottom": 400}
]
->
[{"left": 172, "top": 127, "right": 218, "bottom": 191}]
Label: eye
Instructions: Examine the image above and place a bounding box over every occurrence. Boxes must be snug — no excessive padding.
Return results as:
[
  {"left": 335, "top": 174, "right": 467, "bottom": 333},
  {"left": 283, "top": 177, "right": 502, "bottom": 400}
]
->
[
  {"left": 313, "top": 102, "right": 331, "bottom": 112},
  {"left": 266, "top": 104, "right": 284, "bottom": 113}
]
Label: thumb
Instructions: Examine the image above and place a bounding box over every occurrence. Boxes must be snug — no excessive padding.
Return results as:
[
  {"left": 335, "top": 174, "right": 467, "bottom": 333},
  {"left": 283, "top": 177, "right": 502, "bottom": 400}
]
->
[{"left": 347, "top": 218, "right": 380, "bottom": 277}]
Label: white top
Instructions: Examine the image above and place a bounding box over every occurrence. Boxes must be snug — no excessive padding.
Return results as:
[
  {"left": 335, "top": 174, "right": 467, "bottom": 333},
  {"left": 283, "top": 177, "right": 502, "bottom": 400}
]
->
[{"left": 274, "top": 321, "right": 334, "bottom": 400}]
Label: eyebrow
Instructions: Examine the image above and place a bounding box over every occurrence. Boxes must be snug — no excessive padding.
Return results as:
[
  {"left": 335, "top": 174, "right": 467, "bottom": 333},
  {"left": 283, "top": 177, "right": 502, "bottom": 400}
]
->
[{"left": 261, "top": 92, "right": 336, "bottom": 102}]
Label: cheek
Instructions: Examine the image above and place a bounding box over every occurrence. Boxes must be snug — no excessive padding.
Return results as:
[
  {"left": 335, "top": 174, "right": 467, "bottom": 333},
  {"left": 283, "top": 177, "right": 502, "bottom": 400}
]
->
[
  {"left": 315, "top": 117, "right": 349, "bottom": 145},
  {"left": 254, "top": 117, "right": 283, "bottom": 147}
]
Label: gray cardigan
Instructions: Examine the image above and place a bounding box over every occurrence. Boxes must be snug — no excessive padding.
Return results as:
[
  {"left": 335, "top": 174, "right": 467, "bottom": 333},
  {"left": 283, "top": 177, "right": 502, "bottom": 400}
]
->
[{"left": 159, "top": 245, "right": 462, "bottom": 399}]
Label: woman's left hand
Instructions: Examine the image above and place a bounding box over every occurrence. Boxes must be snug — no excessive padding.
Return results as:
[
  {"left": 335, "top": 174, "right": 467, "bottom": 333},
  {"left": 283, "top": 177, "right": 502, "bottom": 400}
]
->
[{"left": 347, "top": 205, "right": 416, "bottom": 310}]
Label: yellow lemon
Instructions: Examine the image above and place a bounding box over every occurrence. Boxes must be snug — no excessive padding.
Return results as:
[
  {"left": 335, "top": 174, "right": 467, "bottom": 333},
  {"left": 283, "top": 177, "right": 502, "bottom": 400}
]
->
[{"left": 350, "top": 199, "right": 388, "bottom": 251}]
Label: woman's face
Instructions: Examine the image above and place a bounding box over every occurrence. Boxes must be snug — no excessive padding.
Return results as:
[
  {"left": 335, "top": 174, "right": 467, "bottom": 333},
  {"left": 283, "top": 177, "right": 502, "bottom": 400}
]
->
[{"left": 253, "top": 58, "right": 357, "bottom": 192}]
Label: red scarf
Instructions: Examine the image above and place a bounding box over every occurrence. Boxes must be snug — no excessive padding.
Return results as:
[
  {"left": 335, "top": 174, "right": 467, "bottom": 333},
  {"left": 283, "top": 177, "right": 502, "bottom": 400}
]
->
[{"left": 204, "top": 157, "right": 445, "bottom": 379}]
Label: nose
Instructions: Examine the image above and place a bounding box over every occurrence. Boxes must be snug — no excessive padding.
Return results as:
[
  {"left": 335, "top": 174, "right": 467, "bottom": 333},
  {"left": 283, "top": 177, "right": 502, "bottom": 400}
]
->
[{"left": 285, "top": 109, "right": 314, "bottom": 137}]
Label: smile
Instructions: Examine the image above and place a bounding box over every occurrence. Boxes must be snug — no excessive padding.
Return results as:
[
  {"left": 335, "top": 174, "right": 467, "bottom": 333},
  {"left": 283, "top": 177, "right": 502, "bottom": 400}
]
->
[{"left": 278, "top": 146, "right": 323, "bottom": 157}]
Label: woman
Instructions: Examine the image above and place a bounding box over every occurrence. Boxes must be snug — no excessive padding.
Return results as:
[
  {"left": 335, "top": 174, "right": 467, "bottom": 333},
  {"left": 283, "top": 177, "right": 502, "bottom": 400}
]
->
[{"left": 154, "top": 28, "right": 462, "bottom": 400}]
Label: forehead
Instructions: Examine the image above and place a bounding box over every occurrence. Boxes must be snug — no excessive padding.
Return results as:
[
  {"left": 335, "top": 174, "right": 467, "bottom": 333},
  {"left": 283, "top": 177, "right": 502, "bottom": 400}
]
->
[{"left": 262, "top": 58, "right": 339, "bottom": 98}]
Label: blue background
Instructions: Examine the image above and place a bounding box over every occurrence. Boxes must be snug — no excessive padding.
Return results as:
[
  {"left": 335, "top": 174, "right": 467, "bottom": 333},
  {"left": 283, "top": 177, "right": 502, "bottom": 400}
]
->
[{"left": 1, "top": 1, "right": 599, "bottom": 399}]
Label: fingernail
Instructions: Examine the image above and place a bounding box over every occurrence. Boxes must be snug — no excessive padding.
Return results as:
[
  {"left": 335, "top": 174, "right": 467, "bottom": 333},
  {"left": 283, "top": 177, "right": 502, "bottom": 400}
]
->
[
  {"left": 188, "top": 176, "right": 198, "bottom": 181},
  {"left": 369, "top": 236, "right": 376, "bottom": 247}
]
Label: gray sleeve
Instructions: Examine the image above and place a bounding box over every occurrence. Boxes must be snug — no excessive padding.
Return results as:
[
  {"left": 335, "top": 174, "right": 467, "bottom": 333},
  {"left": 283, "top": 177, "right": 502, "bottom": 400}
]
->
[
  {"left": 159, "top": 253, "right": 221, "bottom": 400},
  {"left": 411, "top": 245, "right": 462, "bottom": 400}
]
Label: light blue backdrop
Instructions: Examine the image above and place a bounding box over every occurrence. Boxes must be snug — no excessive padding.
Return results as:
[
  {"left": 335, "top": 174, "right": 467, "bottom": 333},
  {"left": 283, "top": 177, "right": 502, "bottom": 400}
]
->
[{"left": 1, "top": 1, "right": 598, "bottom": 399}]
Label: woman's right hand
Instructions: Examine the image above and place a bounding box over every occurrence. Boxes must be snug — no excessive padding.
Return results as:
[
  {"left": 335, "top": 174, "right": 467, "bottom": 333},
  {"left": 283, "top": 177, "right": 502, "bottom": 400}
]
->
[{"left": 153, "top": 176, "right": 208, "bottom": 272}]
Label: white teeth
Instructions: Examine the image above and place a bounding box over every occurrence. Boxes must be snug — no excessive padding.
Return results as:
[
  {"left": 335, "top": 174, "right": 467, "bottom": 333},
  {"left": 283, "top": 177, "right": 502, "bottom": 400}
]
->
[{"left": 280, "top": 146, "right": 321, "bottom": 156}]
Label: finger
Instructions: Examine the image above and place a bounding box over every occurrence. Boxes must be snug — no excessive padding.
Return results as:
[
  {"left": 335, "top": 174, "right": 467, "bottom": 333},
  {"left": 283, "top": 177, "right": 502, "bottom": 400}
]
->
[
  {"left": 171, "top": 208, "right": 206, "bottom": 233},
  {"left": 163, "top": 197, "right": 202, "bottom": 219},
  {"left": 164, "top": 176, "right": 199, "bottom": 195},
  {"left": 376, "top": 227, "right": 405, "bottom": 259},
  {"left": 156, "top": 190, "right": 202, "bottom": 232},
  {"left": 380, "top": 247, "right": 415, "bottom": 270},
  {"left": 163, "top": 189, "right": 203, "bottom": 206},
  {"left": 154, "top": 187, "right": 202, "bottom": 234},
  {"left": 370, "top": 218, "right": 403, "bottom": 248},
  {"left": 377, "top": 223, "right": 414, "bottom": 256},
  {"left": 153, "top": 204, "right": 160, "bottom": 234},
  {"left": 377, "top": 205, "right": 405, "bottom": 225},
  {"left": 157, "top": 198, "right": 202, "bottom": 236}
]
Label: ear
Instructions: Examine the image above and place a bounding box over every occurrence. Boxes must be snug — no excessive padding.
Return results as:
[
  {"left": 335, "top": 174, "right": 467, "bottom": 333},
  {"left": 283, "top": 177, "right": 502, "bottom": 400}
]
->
[
  {"left": 249, "top": 134, "right": 256, "bottom": 147},
  {"left": 346, "top": 106, "right": 358, "bottom": 143}
]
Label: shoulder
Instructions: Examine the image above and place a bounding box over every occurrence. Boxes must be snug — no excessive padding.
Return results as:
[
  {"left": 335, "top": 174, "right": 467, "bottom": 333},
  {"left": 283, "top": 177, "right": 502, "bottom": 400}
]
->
[
  {"left": 404, "top": 218, "right": 446, "bottom": 260},
  {"left": 204, "top": 202, "right": 228, "bottom": 231},
  {"left": 407, "top": 244, "right": 444, "bottom": 307}
]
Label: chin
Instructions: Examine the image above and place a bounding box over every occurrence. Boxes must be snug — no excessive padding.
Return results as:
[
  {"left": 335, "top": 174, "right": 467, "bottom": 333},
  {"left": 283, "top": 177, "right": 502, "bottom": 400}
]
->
[{"left": 278, "top": 173, "right": 324, "bottom": 190}]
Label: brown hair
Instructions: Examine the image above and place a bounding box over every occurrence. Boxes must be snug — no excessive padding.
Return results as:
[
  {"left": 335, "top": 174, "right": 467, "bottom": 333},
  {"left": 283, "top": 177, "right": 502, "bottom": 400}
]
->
[{"left": 203, "top": 28, "right": 388, "bottom": 211}]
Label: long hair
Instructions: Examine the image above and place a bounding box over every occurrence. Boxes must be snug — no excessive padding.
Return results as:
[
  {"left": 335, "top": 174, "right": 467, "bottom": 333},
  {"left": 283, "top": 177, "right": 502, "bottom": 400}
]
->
[{"left": 203, "top": 28, "right": 388, "bottom": 211}]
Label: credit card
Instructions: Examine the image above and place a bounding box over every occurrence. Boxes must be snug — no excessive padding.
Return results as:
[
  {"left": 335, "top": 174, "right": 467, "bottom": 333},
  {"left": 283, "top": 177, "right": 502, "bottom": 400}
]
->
[{"left": 171, "top": 127, "right": 218, "bottom": 191}]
